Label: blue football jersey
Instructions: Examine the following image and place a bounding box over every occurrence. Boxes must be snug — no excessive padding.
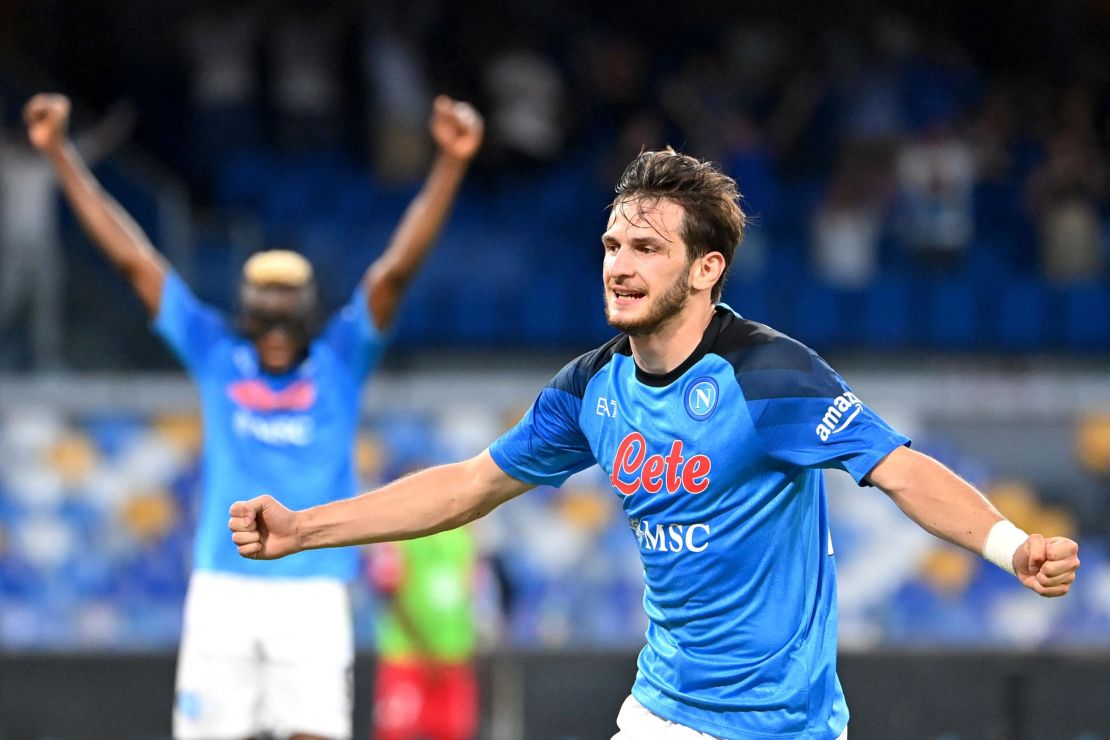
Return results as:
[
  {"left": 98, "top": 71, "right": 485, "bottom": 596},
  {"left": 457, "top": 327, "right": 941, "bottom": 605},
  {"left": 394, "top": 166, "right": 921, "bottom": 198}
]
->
[
  {"left": 490, "top": 305, "right": 909, "bottom": 739},
  {"left": 155, "top": 271, "right": 385, "bottom": 579}
]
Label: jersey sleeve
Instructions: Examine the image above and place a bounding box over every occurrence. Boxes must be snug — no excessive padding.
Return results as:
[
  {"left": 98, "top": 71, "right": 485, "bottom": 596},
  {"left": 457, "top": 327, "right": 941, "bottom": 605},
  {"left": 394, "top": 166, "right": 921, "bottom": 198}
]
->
[
  {"left": 318, "top": 282, "right": 386, "bottom": 380},
  {"left": 739, "top": 343, "right": 909, "bottom": 485},
  {"left": 489, "top": 361, "right": 597, "bottom": 488},
  {"left": 153, "top": 270, "right": 231, "bottom": 374}
]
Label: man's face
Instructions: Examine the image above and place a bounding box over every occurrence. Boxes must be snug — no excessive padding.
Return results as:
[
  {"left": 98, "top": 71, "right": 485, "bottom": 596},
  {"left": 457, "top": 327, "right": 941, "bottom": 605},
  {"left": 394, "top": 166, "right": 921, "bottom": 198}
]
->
[
  {"left": 238, "top": 284, "right": 315, "bottom": 373},
  {"left": 602, "top": 197, "right": 694, "bottom": 336}
]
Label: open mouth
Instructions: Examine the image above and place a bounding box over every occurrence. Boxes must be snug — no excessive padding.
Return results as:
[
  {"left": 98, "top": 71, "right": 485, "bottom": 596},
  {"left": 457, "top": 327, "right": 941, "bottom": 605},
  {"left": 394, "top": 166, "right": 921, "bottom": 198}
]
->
[{"left": 611, "top": 287, "right": 646, "bottom": 304}]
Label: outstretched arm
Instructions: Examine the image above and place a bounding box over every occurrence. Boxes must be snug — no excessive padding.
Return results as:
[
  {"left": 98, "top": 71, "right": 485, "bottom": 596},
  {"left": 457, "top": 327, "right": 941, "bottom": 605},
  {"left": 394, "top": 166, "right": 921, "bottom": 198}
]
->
[
  {"left": 24, "top": 93, "right": 166, "bottom": 315},
  {"left": 867, "top": 445, "right": 1080, "bottom": 597},
  {"left": 365, "top": 95, "right": 484, "bottom": 330},
  {"left": 229, "top": 449, "right": 529, "bottom": 560}
]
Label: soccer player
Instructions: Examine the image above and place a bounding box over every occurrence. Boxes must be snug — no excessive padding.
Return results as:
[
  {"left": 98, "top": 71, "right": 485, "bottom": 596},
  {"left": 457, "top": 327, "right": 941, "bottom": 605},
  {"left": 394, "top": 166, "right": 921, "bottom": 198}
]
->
[
  {"left": 24, "top": 92, "right": 484, "bottom": 740},
  {"left": 228, "top": 149, "right": 1080, "bottom": 740}
]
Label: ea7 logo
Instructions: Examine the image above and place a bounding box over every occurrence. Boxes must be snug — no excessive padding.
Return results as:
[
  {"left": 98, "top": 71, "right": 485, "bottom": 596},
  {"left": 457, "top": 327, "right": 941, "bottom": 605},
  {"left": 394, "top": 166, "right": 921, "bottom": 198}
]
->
[{"left": 815, "top": 392, "right": 863, "bottom": 442}]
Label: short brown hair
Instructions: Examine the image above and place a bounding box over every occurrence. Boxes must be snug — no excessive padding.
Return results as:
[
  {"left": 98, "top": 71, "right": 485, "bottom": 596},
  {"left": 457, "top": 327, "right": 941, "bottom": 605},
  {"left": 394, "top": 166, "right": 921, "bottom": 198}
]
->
[{"left": 613, "top": 148, "right": 746, "bottom": 301}]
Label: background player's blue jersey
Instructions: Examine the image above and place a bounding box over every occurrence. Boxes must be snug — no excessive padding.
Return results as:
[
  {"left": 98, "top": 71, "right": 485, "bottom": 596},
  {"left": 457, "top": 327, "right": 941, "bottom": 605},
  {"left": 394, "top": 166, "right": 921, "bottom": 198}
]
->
[
  {"left": 490, "top": 305, "right": 909, "bottom": 739},
  {"left": 156, "top": 271, "right": 384, "bottom": 580}
]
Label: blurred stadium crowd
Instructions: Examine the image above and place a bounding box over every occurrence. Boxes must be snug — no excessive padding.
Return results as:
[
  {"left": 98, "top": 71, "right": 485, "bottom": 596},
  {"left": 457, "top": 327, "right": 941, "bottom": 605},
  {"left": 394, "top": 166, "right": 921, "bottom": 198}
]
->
[
  {"left": 2, "top": 0, "right": 1110, "bottom": 366},
  {"left": 2, "top": 393, "right": 1110, "bottom": 652},
  {"left": 1, "top": 0, "right": 1110, "bottom": 651}
]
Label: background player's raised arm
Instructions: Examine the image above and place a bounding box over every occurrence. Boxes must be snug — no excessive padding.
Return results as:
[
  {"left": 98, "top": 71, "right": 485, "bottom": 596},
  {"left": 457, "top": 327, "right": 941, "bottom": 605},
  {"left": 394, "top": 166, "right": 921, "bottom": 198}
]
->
[
  {"left": 25, "top": 92, "right": 483, "bottom": 325},
  {"left": 229, "top": 449, "right": 531, "bottom": 560},
  {"left": 364, "top": 95, "right": 484, "bottom": 330},
  {"left": 24, "top": 93, "right": 166, "bottom": 315},
  {"left": 867, "top": 445, "right": 1079, "bottom": 597}
]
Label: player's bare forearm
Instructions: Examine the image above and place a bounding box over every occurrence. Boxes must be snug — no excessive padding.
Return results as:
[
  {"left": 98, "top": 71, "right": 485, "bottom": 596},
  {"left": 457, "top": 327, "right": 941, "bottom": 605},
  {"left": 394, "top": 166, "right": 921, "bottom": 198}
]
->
[
  {"left": 867, "top": 446, "right": 1003, "bottom": 554},
  {"left": 868, "top": 445, "right": 1080, "bottom": 596},
  {"left": 366, "top": 152, "right": 471, "bottom": 329},
  {"left": 47, "top": 141, "right": 165, "bottom": 314},
  {"left": 366, "top": 96, "right": 483, "bottom": 329},
  {"left": 300, "top": 450, "right": 525, "bottom": 549},
  {"left": 231, "top": 450, "right": 529, "bottom": 560},
  {"left": 364, "top": 153, "right": 468, "bottom": 326},
  {"left": 26, "top": 92, "right": 163, "bottom": 312}
]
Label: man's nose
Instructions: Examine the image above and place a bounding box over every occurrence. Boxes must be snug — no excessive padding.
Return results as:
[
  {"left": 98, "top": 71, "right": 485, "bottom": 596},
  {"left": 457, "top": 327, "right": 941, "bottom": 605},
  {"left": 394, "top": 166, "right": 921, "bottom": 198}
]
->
[{"left": 607, "top": 245, "right": 635, "bottom": 276}]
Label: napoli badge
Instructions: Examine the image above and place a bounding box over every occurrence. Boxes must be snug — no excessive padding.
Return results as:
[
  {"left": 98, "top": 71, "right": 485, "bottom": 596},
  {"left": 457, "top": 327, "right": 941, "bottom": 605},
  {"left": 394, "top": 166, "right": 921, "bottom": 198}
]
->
[{"left": 684, "top": 377, "right": 719, "bottom": 421}]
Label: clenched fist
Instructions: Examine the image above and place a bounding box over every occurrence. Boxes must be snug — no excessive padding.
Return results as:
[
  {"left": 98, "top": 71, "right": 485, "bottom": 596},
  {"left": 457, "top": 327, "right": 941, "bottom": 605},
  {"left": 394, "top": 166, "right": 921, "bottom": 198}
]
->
[
  {"left": 228, "top": 495, "right": 302, "bottom": 560},
  {"left": 23, "top": 93, "right": 72, "bottom": 152},
  {"left": 429, "top": 95, "right": 484, "bottom": 163},
  {"left": 1014, "top": 534, "right": 1080, "bottom": 598}
]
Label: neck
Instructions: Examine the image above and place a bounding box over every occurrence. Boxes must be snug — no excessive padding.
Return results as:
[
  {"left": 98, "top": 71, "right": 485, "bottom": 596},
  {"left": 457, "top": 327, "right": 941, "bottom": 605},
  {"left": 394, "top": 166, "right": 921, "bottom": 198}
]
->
[{"left": 628, "top": 299, "right": 716, "bottom": 375}]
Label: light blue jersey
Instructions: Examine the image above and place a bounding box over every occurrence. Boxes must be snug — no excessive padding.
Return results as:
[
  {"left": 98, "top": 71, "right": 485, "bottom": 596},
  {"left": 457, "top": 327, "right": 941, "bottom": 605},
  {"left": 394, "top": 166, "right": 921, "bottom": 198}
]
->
[
  {"left": 490, "top": 305, "right": 909, "bottom": 739},
  {"left": 156, "top": 271, "right": 384, "bottom": 580}
]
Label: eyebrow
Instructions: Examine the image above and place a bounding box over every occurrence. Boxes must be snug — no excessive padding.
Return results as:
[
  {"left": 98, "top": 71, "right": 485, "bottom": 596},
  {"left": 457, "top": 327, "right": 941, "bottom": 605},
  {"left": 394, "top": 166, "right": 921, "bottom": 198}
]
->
[{"left": 600, "top": 233, "right": 670, "bottom": 248}]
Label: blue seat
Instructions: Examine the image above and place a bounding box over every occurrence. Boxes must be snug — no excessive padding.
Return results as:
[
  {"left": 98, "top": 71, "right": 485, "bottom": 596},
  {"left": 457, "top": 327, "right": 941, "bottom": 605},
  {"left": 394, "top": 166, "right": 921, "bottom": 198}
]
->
[
  {"left": 862, "top": 277, "right": 913, "bottom": 349},
  {"left": 928, "top": 277, "right": 978, "bottom": 349},
  {"left": 1059, "top": 283, "right": 1110, "bottom": 350},
  {"left": 790, "top": 276, "right": 848, "bottom": 350},
  {"left": 191, "top": 234, "right": 238, "bottom": 311},
  {"left": 215, "top": 149, "right": 275, "bottom": 209},
  {"left": 995, "top": 279, "right": 1047, "bottom": 350},
  {"left": 84, "top": 414, "right": 145, "bottom": 459},
  {"left": 722, "top": 277, "right": 769, "bottom": 327}
]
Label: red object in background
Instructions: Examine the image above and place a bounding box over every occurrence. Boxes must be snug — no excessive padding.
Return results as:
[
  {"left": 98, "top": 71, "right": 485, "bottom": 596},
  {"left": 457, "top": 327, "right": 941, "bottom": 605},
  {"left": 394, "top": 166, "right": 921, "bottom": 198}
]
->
[{"left": 373, "top": 661, "right": 478, "bottom": 740}]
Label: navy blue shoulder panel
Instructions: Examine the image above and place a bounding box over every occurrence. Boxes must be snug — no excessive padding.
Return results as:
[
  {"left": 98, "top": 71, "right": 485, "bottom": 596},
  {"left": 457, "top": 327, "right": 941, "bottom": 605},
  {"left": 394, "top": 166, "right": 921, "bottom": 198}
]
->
[
  {"left": 712, "top": 312, "right": 845, "bottom": 401},
  {"left": 548, "top": 333, "right": 630, "bottom": 398}
]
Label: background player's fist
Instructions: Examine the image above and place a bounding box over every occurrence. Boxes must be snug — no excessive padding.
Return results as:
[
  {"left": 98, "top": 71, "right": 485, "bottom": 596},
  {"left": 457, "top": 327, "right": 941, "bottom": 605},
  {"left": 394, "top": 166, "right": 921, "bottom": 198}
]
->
[
  {"left": 429, "top": 95, "right": 484, "bottom": 163},
  {"left": 23, "top": 93, "right": 72, "bottom": 152}
]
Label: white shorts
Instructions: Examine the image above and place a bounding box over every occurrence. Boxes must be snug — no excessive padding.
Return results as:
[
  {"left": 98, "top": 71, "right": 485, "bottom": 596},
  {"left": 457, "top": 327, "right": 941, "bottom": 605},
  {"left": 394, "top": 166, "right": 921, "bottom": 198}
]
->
[
  {"left": 611, "top": 695, "right": 848, "bottom": 740},
  {"left": 173, "top": 571, "right": 354, "bottom": 740}
]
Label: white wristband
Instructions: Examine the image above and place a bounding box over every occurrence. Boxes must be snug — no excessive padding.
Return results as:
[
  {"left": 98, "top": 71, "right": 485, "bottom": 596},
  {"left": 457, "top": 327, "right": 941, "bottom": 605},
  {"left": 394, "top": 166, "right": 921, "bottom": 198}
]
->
[{"left": 982, "top": 520, "right": 1029, "bottom": 576}]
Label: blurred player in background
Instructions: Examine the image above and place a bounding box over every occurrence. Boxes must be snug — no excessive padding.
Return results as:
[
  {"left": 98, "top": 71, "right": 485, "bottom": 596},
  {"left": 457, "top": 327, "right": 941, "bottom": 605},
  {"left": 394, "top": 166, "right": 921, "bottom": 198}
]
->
[
  {"left": 24, "top": 91, "right": 483, "bottom": 740},
  {"left": 367, "top": 529, "right": 478, "bottom": 740},
  {"left": 229, "top": 148, "right": 1080, "bottom": 740}
]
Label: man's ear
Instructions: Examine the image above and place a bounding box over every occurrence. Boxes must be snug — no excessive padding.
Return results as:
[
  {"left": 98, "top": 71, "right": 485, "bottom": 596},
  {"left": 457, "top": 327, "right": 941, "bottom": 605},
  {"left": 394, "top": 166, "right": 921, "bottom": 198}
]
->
[{"left": 689, "top": 252, "right": 726, "bottom": 293}]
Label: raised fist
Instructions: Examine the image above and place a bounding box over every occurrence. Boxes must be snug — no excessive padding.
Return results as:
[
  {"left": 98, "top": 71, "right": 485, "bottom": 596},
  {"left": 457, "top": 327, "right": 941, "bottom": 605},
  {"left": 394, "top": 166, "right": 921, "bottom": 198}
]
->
[
  {"left": 23, "top": 93, "right": 72, "bottom": 152},
  {"left": 429, "top": 95, "right": 484, "bottom": 163}
]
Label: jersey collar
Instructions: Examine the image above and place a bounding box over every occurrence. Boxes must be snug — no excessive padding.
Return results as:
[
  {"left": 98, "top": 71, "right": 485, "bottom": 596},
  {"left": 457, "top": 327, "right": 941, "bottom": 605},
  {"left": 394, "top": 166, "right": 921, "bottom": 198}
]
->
[{"left": 633, "top": 305, "right": 732, "bottom": 388}]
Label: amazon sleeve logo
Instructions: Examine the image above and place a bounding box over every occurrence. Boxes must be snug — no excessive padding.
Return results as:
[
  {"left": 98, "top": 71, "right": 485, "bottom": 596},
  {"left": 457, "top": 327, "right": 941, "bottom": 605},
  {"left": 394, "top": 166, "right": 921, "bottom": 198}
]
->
[{"left": 815, "top": 392, "right": 863, "bottom": 442}]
